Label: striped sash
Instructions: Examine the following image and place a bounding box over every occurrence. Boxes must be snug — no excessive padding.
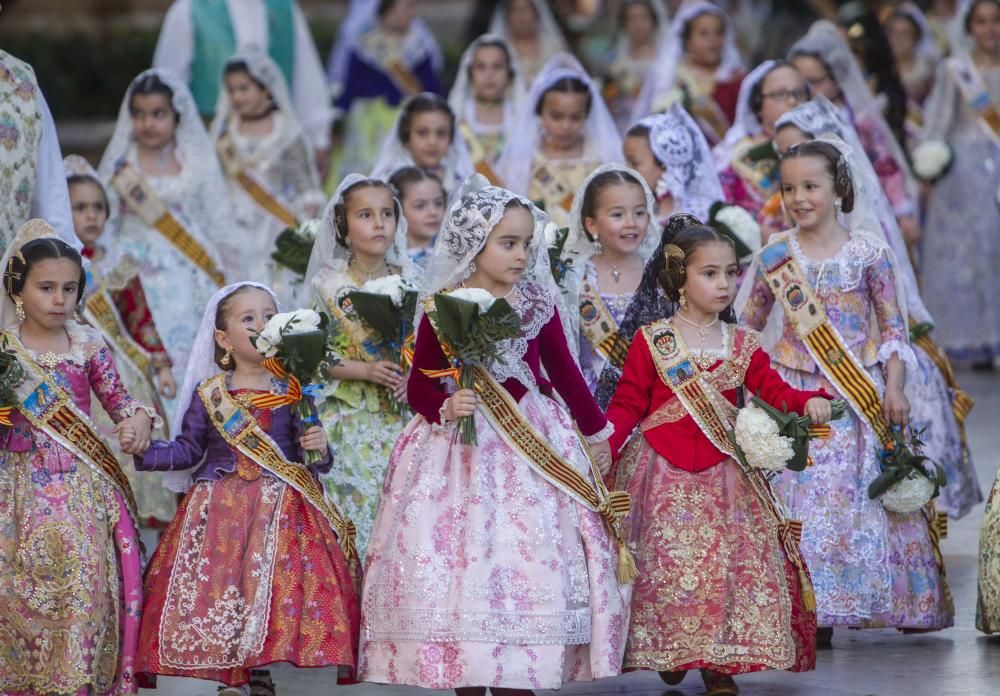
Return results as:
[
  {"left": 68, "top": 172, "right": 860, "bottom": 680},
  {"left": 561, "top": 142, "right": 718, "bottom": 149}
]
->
[
  {"left": 459, "top": 122, "right": 503, "bottom": 186},
  {"left": 579, "top": 277, "right": 627, "bottom": 367},
  {"left": 217, "top": 132, "right": 298, "bottom": 228},
  {"left": 948, "top": 56, "right": 1000, "bottom": 149}
]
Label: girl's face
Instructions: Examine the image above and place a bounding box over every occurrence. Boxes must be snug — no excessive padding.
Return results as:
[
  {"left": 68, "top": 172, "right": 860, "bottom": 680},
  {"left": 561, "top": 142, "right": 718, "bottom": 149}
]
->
[
  {"left": 757, "top": 65, "right": 809, "bottom": 136},
  {"left": 507, "top": 0, "right": 539, "bottom": 38},
  {"left": 685, "top": 13, "right": 725, "bottom": 67},
  {"left": 680, "top": 241, "right": 739, "bottom": 316},
  {"left": 885, "top": 15, "right": 919, "bottom": 61},
  {"left": 584, "top": 182, "right": 649, "bottom": 257},
  {"left": 539, "top": 91, "right": 588, "bottom": 150},
  {"left": 969, "top": 1, "right": 1000, "bottom": 54},
  {"left": 470, "top": 45, "right": 511, "bottom": 103},
  {"left": 623, "top": 135, "right": 665, "bottom": 194},
  {"left": 224, "top": 70, "right": 271, "bottom": 118},
  {"left": 69, "top": 180, "right": 108, "bottom": 248},
  {"left": 345, "top": 186, "right": 398, "bottom": 259},
  {"left": 380, "top": 0, "right": 416, "bottom": 33},
  {"left": 780, "top": 155, "right": 837, "bottom": 231},
  {"left": 623, "top": 3, "right": 656, "bottom": 45},
  {"left": 407, "top": 111, "right": 452, "bottom": 169},
  {"left": 473, "top": 205, "right": 533, "bottom": 288},
  {"left": 214, "top": 288, "right": 277, "bottom": 369},
  {"left": 401, "top": 179, "right": 445, "bottom": 246},
  {"left": 772, "top": 124, "right": 809, "bottom": 157},
  {"left": 15, "top": 257, "right": 82, "bottom": 331},
  {"left": 129, "top": 92, "right": 177, "bottom": 150},
  {"left": 791, "top": 55, "right": 838, "bottom": 102}
]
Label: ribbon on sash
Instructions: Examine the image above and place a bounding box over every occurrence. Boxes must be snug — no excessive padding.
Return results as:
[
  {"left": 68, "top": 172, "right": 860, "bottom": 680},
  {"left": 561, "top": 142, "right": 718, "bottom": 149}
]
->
[
  {"left": 948, "top": 56, "right": 1000, "bottom": 149},
  {"left": 639, "top": 318, "right": 817, "bottom": 610},
  {"left": 579, "top": 277, "right": 629, "bottom": 369},
  {"left": 198, "top": 373, "right": 357, "bottom": 565},
  {"left": 111, "top": 162, "right": 226, "bottom": 287},
  {"left": 459, "top": 122, "right": 503, "bottom": 186},
  {"left": 217, "top": 131, "right": 299, "bottom": 228},
  {"left": 2, "top": 331, "right": 141, "bottom": 529}
]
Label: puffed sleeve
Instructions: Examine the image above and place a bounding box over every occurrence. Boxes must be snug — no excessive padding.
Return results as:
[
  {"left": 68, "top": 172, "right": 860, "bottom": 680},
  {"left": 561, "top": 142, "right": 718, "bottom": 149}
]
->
[
  {"left": 136, "top": 392, "right": 209, "bottom": 472},
  {"left": 405, "top": 315, "right": 451, "bottom": 423},
  {"left": 743, "top": 347, "right": 831, "bottom": 415},
  {"left": 538, "top": 308, "right": 609, "bottom": 441},
  {"left": 605, "top": 331, "right": 656, "bottom": 457}
]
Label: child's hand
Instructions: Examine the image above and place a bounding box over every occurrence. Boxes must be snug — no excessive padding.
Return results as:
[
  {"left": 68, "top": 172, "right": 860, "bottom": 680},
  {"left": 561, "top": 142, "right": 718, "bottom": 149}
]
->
[
  {"left": 393, "top": 370, "right": 409, "bottom": 401},
  {"left": 157, "top": 366, "right": 176, "bottom": 399},
  {"left": 805, "top": 397, "right": 832, "bottom": 424},
  {"left": 883, "top": 386, "right": 910, "bottom": 427},
  {"left": 444, "top": 389, "right": 477, "bottom": 420},
  {"left": 116, "top": 410, "right": 152, "bottom": 455},
  {"left": 590, "top": 439, "right": 613, "bottom": 478},
  {"left": 299, "top": 425, "right": 328, "bottom": 453},
  {"left": 365, "top": 360, "right": 404, "bottom": 389}
]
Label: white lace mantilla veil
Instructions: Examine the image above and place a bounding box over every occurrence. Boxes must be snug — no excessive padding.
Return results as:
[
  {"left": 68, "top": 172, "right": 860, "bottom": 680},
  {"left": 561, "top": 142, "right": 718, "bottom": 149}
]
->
[
  {"left": 448, "top": 33, "right": 528, "bottom": 144},
  {"left": 303, "top": 172, "right": 420, "bottom": 296},
  {"left": 368, "top": 93, "right": 475, "bottom": 192},
  {"left": 735, "top": 134, "right": 911, "bottom": 357},
  {"left": 561, "top": 163, "right": 660, "bottom": 345},
  {"left": 415, "top": 174, "right": 579, "bottom": 373},
  {"left": 488, "top": 0, "right": 570, "bottom": 72},
  {"left": 0, "top": 220, "right": 63, "bottom": 328},
  {"left": 630, "top": 0, "right": 745, "bottom": 122},
  {"left": 639, "top": 103, "right": 725, "bottom": 221},
  {"left": 326, "top": 0, "right": 443, "bottom": 105},
  {"left": 496, "top": 52, "right": 624, "bottom": 196},
  {"left": 210, "top": 46, "right": 302, "bottom": 144},
  {"left": 97, "top": 68, "right": 229, "bottom": 270},
  {"left": 788, "top": 20, "right": 919, "bottom": 205},
  {"left": 712, "top": 58, "right": 779, "bottom": 170},
  {"left": 775, "top": 96, "right": 932, "bottom": 325},
  {"left": 163, "top": 281, "right": 282, "bottom": 492}
]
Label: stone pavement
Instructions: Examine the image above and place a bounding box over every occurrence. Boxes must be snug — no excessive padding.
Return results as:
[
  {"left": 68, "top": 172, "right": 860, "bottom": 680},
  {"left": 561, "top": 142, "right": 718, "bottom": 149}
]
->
[{"left": 143, "top": 370, "right": 1000, "bottom": 696}]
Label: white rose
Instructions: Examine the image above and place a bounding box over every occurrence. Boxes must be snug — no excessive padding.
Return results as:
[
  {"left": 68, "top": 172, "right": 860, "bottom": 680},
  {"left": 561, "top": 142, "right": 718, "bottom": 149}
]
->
[
  {"left": 912, "top": 141, "right": 952, "bottom": 181},
  {"left": 361, "top": 275, "right": 415, "bottom": 306},
  {"left": 446, "top": 287, "right": 496, "bottom": 313},
  {"left": 298, "top": 218, "right": 320, "bottom": 240},
  {"left": 255, "top": 317, "right": 285, "bottom": 358},
  {"left": 543, "top": 221, "right": 559, "bottom": 247},
  {"left": 734, "top": 404, "right": 795, "bottom": 471},
  {"left": 715, "top": 205, "right": 761, "bottom": 257},
  {"left": 878, "top": 473, "right": 935, "bottom": 513}
]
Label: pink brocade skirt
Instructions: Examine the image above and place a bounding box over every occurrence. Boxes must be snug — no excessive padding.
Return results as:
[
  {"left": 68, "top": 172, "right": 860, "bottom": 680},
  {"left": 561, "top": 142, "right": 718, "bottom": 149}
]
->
[
  {"left": 614, "top": 437, "right": 817, "bottom": 675},
  {"left": 358, "top": 391, "right": 630, "bottom": 690}
]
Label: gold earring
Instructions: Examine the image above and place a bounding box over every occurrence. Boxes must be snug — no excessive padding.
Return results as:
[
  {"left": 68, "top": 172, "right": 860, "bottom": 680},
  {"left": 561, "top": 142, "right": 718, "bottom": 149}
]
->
[
  {"left": 15, "top": 299, "right": 25, "bottom": 322},
  {"left": 73, "top": 309, "right": 82, "bottom": 322},
  {"left": 679, "top": 288, "right": 688, "bottom": 309},
  {"left": 220, "top": 347, "right": 233, "bottom": 368}
]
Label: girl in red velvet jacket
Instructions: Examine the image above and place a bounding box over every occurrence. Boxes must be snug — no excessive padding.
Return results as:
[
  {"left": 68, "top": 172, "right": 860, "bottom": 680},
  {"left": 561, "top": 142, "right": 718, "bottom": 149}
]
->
[{"left": 605, "top": 219, "right": 832, "bottom": 696}]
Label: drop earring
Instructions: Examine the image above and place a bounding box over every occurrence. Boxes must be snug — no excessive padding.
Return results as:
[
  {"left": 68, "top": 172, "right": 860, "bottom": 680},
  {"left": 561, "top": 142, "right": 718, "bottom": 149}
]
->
[
  {"left": 679, "top": 288, "right": 688, "bottom": 309},
  {"left": 834, "top": 198, "right": 842, "bottom": 215},
  {"left": 15, "top": 299, "right": 25, "bottom": 322},
  {"left": 468, "top": 261, "right": 477, "bottom": 274},
  {"left": 220, "top": 347, "right": 233, "bottom": 368}
]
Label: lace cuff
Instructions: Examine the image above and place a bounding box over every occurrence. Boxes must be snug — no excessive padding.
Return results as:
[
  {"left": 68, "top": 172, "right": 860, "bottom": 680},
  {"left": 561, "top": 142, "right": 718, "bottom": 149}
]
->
[
  {"left": 877, "top": 340, "right": 918, "bottom": 374},
  {"left": 121, "top": 401, "right": 164, "bottom": 430},
  {"left": 584, "top": 421, "right": 614, "bottom": 445}
]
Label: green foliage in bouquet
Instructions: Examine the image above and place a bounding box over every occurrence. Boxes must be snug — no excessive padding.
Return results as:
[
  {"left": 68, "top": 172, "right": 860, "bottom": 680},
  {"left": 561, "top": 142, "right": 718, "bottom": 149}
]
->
[
  {"left": 547, "top": 226, "right": 574, "bottom": 287},
  {"left": 868, "top": 427, "right": 947, "bottom": 501},
  {"left": 271, "top": 223, "right": 317, "bottom": 277},
  {"left": 0, "top": 336, "right": 25, "bottom": 413},
  {"left": 745, "top": 394, "right": 848, "bottom": 472}
]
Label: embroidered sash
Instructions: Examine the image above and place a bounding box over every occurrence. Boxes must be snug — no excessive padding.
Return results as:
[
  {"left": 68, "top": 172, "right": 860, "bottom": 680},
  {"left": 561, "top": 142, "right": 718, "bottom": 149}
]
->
[
  {"left": 217, "top": 131, "right": 299, "bottom": 228},
  {"left": 909, "top": 318, "right": 974, "bottom": 436},
  {"left": 532, "top": 162, "right": 576, "bottom": 213},
  {"left": 730, "top": 136, "right": 779, "bottom": 199},
  {"left": 2, "top": 331, "right": 140, "bottom": 528},
  {"left": 469, "top": 365, "right": 636, "bottom": 583},
  {"left": 578, "top": 277, "right": 627, "bottom": 367},
  {"left": 948, "top": 56, "right": 1000, "bottom": 149},
  {"left": 760, "top": 240, "right": 893, "bottom": 445},
  {"left": 639, "top": 318, "right": 816, "bottom": 609},
  {"left": 111, "top": 163, "right": 226, "bottom": 286},
  {"left": 459, "top": 122, "right": 503, "bottom": 185},
  {"left": 197, "top": 374, "right": 358, "bottom": 564}
]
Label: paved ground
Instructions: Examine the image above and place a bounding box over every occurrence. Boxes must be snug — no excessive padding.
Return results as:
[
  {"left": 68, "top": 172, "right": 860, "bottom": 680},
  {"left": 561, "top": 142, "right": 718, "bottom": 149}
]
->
[{"left": 143, "top": 370, "right": 1000, "bottom": 696}]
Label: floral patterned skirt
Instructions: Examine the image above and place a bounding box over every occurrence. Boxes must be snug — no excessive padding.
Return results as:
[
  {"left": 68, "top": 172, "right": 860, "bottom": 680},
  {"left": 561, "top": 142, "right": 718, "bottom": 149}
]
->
[
  {"left": 0, "top": 447, "right": 143, "bottom": 695},
  {"left": 613, "top": 437, "right": 816, "bottom": 675},
  {"left": 977, "top": 473, "right": 1000, "bottom": 633},
  {"left": 776, "top": 366, "right": 954, "bottom": 630},
  {"left": 358, "top": 390, "right": 629, "bottom": 690},
  {"left": 137, "top": 471, "right": 360, "bottom": 686}
]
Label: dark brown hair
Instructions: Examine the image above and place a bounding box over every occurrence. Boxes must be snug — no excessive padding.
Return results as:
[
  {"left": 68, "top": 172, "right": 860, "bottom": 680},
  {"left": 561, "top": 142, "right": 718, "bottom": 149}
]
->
[
  {"left": 398, "top": 94, "right": 455, "bottom": 145},
  {"left": 779, "top": 140, "right": 855, "bottom": 213},
  {"left": 5, "top": 237, "right": 87, "bottom": 303},
  {"left": 749, "top": 60, "right": 802, "bottom": 120},
  {"left": 659, "top": 224, "right": 735, "bottom": 303},
  {"left": 580, "top": 169, "right": 645, "bottom": 242},
  {"left": 624, "top": 122, "right": 664, "bottom": 167},
  {"left": 333, "top": 179, "right": 398, "bottom": 248},
  {"left": 129, "top": 73, "right": 180, "bottom": 124},
  {"left": 388, "top": 166, "right": 445, "bottom": 203},
  {"left": 535, "top": 77, "right": 592, "bottom": 116},
  {"left": 213, "top": 285, "right": 272, "bottom": 369},
  {"left": 67, "top": 175, "right": 110, "bottom": 213}
]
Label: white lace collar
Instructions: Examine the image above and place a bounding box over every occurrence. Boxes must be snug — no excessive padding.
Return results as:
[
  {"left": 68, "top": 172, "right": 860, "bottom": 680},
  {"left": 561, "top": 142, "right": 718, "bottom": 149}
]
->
[
  {"left": 488, "top": 281, "right": 555, "bottom": 389},
  {"left": 787, "top": 228, "right": 882, "bottom": 293}
]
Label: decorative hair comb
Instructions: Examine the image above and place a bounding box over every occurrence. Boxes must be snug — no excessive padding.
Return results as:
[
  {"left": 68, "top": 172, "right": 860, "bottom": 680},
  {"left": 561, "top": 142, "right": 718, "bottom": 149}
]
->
[{"left": 664, "top": 244, "right": 685, "bottom": 260}]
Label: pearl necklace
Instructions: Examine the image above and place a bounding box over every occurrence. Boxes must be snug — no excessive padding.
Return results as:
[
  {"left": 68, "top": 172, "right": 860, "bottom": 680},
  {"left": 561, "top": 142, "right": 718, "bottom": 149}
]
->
[{"left": 675, "top": 311, "right": 719, "bottom": 344}]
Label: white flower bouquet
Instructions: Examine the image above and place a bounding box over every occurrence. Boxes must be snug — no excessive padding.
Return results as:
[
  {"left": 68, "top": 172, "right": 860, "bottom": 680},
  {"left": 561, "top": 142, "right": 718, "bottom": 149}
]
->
[
  {"left": 912, "top": 140, "right": 953, "bottom": 182},
  {"left": 868, "top": 427, "right": 946, "bottom": 513},
  {"left": 271, "top": 218, "right": 320, "bottom": 277},
  {"left": 709, "top": 201, "right": 761, "bottom": 260},
  {"left": 730, "top": 395, "right": 847, "bottom": 473},
  {"left": 252, "top": 308, "right": 338, "bottom": 465}
]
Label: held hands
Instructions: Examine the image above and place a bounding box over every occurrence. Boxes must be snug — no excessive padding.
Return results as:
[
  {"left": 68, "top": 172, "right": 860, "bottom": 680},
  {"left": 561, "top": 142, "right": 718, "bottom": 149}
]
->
[
  {"left": 393, "top": 370, "right": 409, "bottom": 401},
  {"left": 590, "top": 438, "right": 613, "bottom": 478},
  {"left": 115, "top": 410, "right": 153, "bottom": 456},
  {"left": 804, "top": 397, "right": 833, "bottom": 424},
  {"left": 298, "top": 425, "right": 328, "bottom": 453},
  {"left": 366, "top": 360, "right": 404, "bottom": 389},
  {"left": 883, "top": 386, "right": 910, "bottom": 427},
  {"left": 444, "top": 389, "right": 478, "bottom": 421},
  {"left": 157, "top": 366, "right": 177, "bottom": 399}
]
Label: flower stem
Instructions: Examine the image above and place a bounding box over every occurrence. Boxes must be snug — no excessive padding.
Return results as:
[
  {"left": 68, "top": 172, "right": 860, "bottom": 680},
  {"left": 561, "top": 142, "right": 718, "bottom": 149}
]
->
[
  {"left": 459, "top": 366, "right": 477, "bottom": 446},
  {"left": 297, "top": 398, "right": 322, "bottom": 466}
]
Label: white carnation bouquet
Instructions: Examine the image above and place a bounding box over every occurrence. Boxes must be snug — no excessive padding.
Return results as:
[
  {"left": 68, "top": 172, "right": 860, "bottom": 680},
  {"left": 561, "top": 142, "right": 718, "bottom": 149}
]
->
[
  {"left": 911, "top": 140, "right": 953, "bottom": 182},
  {"left": 271, "top": 218, "right": 320, "bottom": 277},
  {"left": 868, "top": 427, "right": 946, "bottom": 513},
  {"left": 709, "top": 201, "right": 761, "bottom": 260},
  {"left": 730, "top": 395, "right": 846, "bottom": 473}
]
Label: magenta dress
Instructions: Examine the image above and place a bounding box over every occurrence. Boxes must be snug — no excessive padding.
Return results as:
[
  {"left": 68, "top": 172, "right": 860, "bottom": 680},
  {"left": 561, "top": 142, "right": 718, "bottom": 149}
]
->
[
  {"left": 358, "top": 283, "right": 628, "bottom": 690},
  {"left": 0, "top": 322, "right": 146, "bottom": 695}
]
